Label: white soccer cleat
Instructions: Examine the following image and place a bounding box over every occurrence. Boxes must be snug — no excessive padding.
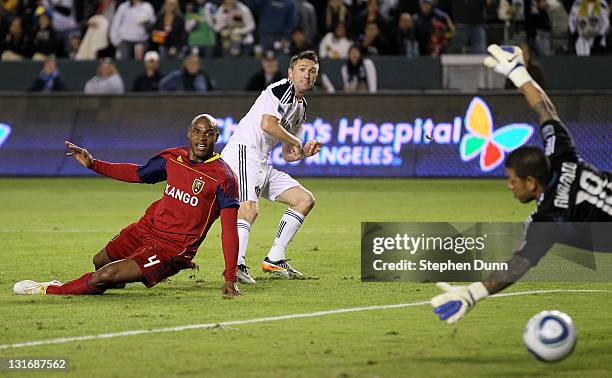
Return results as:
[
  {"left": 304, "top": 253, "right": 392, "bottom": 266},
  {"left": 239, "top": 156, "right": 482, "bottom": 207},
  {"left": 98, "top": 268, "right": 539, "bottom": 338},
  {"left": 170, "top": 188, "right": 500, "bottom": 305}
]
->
[
  {"left": 237, "top": 264, "right": 256, "bottom": 285},
  {"left": 13, "top": 280, "right": 62, "bottom": 295}
]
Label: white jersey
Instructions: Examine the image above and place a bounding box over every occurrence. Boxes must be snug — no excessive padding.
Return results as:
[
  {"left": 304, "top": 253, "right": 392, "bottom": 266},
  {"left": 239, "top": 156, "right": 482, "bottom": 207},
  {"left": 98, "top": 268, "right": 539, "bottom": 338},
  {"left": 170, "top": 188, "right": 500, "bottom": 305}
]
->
[{"left": 227, "top": 79, "right": 307, "bottom": 161}]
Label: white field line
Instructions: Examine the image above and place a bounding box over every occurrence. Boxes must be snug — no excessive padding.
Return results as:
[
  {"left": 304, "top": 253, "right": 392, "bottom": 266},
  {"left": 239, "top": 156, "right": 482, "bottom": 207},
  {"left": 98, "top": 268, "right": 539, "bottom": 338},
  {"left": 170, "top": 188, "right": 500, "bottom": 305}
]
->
[{"left": 0, "top": 289, "right": 607, "bottom": 351}]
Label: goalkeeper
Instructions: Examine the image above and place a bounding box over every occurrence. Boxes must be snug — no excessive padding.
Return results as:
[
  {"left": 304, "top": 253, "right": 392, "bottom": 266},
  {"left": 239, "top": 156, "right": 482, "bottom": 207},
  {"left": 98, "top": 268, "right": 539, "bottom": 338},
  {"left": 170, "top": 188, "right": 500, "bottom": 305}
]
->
[{"left": 431, "top": 44, "right": 612, "bottom": 324}]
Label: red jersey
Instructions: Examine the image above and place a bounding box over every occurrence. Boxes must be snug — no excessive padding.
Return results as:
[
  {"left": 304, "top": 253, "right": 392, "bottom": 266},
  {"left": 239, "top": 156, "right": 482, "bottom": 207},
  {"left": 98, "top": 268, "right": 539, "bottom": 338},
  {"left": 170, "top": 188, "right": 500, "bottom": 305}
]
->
[{"left": 91, "top": 147, "right": 239, "bottom": 272}]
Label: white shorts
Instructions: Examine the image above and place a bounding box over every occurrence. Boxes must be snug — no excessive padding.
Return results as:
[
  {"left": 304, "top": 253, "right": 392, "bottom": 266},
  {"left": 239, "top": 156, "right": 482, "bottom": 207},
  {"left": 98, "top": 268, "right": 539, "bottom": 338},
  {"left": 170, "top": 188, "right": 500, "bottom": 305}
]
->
[{"left": 221, "top": 143, "right": 301, "bottom": 202}]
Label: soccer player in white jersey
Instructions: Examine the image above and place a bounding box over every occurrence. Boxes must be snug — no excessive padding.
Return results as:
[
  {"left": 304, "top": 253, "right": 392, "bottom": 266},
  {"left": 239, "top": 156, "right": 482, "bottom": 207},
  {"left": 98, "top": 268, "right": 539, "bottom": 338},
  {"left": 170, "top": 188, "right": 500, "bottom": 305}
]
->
[{"left": 221, "top": 50, "right": 322, "bottom": 284}]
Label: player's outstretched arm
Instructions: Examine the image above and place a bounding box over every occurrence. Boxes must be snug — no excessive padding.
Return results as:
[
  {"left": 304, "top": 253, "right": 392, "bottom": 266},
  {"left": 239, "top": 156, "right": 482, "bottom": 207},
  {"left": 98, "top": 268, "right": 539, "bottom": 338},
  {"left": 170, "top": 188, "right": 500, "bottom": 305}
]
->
[
  {"left": 65, "top": 140, "right": 150, "bottom": 183},
  {"left": 482, "top": 255, "right": 533, "bottom": 294},
  {"left": 483, "top": 44, "right": 560, "bottom": 124},
  {"left": 261, "top": 114, "right": 302, "bottom": 148},
  {"left": 519, "top": 82, "right": 560, "bottom": 125}
]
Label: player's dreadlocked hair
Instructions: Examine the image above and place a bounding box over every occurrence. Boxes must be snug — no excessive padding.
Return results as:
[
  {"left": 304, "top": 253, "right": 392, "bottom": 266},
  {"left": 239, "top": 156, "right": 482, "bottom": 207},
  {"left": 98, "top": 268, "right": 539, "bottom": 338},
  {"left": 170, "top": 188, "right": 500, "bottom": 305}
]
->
[
  {"left": 505, "top": 145, "right": 551, "bottom": 185},
  {"left": 289, "top": 50, "right": 318, "bottom": 68}
]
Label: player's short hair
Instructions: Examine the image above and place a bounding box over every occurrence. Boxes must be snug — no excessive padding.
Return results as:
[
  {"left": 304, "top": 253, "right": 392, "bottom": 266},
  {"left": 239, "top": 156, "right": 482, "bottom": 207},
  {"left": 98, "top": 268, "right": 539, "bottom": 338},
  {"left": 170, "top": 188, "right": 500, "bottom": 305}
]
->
[
  {"left": 190, "top": 114, "right": 218, "bottom": 131},
  {"left": 505, "top": 145, "right": 551, "bottom": 185},
  {"left": 289, "top": 50, "right": 318, "bottom": 68}
]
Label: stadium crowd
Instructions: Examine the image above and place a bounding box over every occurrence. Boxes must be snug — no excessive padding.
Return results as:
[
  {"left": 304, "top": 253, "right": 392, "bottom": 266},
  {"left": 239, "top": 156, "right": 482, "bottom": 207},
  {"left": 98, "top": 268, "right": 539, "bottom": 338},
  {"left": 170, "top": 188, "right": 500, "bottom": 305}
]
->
[
  {"left": 1, "top": 0, "right": 610, "bottom": 93},
  {"left": 2, "top": 0, "right": 611, "bottom": 61}
]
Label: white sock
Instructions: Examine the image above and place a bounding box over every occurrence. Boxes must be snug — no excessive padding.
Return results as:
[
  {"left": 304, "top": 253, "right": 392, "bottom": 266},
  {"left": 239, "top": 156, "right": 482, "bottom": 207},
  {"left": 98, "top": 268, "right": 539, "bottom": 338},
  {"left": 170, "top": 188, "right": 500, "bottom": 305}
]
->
[
  {"left": 267, "top": 208, "right": 305, "bottom": 262},
  {"left": 237, "top": 219, "right": 251, "bottom": 266}
]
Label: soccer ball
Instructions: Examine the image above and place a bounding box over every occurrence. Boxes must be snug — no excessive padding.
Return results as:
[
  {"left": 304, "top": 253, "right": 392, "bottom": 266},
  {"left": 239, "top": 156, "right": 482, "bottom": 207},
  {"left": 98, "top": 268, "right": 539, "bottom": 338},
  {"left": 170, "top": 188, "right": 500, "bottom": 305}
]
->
[{"left": 523, "top": 310, "right": 576, "bottom": 362}]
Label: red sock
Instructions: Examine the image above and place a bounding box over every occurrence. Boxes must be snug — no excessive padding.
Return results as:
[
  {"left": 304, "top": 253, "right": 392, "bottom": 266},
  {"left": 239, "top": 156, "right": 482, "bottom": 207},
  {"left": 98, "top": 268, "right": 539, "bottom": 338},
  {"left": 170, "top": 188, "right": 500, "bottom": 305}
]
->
[{"left": 46, "top": 272, "right": 105, "bottom": 295}]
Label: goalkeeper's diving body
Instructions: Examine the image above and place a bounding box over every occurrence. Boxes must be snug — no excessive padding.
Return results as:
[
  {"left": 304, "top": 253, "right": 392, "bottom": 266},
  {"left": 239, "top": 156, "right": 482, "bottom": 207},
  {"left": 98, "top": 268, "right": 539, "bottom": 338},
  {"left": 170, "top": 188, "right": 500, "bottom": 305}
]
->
[
  {"left": 432, "top": 44, "right": 612, "bottom": 324},
  {"left": 13, "top": 114, "right": 242, "bottom": 296}
]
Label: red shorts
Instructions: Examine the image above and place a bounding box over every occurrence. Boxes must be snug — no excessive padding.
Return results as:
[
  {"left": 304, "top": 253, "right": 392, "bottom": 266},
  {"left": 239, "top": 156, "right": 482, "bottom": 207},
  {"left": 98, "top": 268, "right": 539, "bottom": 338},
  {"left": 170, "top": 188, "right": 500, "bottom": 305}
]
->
[{"left": 105, "top": 223, "right": 195, "bottom": 288}]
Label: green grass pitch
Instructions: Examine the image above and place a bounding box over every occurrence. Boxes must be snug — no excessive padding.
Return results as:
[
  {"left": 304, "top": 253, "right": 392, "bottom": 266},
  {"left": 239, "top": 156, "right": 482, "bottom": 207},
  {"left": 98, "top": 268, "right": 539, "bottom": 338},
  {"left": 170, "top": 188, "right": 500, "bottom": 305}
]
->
[{"left": 1, "top": 178, "right": 611, "bottom": 377}]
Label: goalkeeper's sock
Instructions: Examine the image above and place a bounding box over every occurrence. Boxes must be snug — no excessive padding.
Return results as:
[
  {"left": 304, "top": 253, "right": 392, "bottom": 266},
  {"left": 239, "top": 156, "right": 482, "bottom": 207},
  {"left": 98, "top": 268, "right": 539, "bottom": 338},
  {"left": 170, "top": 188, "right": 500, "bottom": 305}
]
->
[
  {"left": 46, "top": 272, "right": 105, "bottom": 295},
  {"left": 267, "top": 208, "right": 304, "bottom": 262},
  {"left": 237, "top": 219, "right": 251, "bottom": 266}
]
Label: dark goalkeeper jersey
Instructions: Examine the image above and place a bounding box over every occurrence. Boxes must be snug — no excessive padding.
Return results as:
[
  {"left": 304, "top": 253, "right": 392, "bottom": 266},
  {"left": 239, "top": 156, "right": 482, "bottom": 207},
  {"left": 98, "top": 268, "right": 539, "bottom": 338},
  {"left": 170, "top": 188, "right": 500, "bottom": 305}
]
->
[
  {"left": 515, "top": 120, "right": 612, "bottom": 264},
  {"left": 92, "top": 147, "right": 239, "bottom": 257}
]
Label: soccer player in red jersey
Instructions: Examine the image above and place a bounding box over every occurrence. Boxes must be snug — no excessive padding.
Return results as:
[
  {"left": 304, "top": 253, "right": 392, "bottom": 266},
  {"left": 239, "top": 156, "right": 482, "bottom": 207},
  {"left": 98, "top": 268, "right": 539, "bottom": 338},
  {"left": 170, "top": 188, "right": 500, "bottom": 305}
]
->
[{"left": 13, "top": 114, "right": 242, "bottom": 296}]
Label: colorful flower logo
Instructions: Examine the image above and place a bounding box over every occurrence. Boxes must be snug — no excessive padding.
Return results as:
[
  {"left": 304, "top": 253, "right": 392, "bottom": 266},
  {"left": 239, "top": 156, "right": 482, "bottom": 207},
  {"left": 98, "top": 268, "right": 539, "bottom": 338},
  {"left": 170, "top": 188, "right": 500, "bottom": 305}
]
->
[
  {"left": 460, "top": 97, "right": 534, "bottom": 172},
  {"left": 0, "top": 123, "right": 11, "bottom": 147}
]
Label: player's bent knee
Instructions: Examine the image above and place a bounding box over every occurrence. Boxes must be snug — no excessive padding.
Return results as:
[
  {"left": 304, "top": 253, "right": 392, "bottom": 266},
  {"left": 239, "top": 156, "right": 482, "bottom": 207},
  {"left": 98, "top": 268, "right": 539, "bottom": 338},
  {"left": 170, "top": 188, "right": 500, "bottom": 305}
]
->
[
  {"left": 92, "top": 255, "right": 99, "bottom": 269},
  {"left": 298, "top": 191, "right": 316, "bottom": 212},
  {"left": 91, "top": 267, "right": 116, "bottom": 288},
  {"left": 306, "top": 193, "right": 316, "bottom": 210},
  {"left": 92, "top": 250, "right": 109, "bottom": 270},
  {"left": 239, "top": 201, "right": 259, "bottom": 222}
]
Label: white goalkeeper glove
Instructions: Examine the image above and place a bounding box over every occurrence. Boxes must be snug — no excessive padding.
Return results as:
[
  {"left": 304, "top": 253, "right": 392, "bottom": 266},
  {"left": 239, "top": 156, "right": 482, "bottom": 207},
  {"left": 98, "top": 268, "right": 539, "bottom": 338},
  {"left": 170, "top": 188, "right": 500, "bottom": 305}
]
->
[
  {"left": 484, "top": 44, "right": 533, "bottom": 88},
  {"left": 431, "top": 282, "right": 489, "bottom": 324}
]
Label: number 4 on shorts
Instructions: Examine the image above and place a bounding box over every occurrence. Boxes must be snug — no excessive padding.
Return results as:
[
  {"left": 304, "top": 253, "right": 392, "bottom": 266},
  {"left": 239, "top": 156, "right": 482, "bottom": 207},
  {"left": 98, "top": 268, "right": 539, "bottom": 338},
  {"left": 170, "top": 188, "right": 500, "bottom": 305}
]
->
[{"left": 143, "top": 255, "right": 161, "bottom": 268}]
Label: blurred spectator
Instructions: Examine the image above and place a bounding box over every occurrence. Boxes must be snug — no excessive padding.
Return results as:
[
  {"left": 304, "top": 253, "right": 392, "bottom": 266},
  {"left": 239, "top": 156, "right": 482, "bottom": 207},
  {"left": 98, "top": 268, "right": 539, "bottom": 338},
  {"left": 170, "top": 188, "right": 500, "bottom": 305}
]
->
[
  {"left": 498, "top": 0, "right": 525, "bottom": 22},
  {"left": 76, "top": 14, "right": 110, "bottom": 60},
  {"left": 84, "top": 57, "right": 125, "bottom": 94},
  {"left": 29, "top": 56, "right": 66, "bottom": 91},
  {"left": 110, "top": 0, "right": 156, "bottom": 59},
  {"left": 215, "top": 0, "right": 255, "bottom": 57},
  {"left": 319, "top": 22, "right": 352, "bottom": 58},
  {"left": 549, "top": 0, "right": 570, "bottom": 53},
  {"left": 498, "top": 0, "right": 527, "bottom": 47},
  {"left": 245, "top": 50, "right": 283, "bottom": 90},
  {"left": 93, "top": 0, "right": 117, "bottom": 21},
  {"left": 45, "top": 0, "right": 78, "bottom": 55},
  {"left": 325, "top": 0, "right": 351, "bottom": 34},
  {"left": 1, "top": 16, "right": 31, "bottom": 60},
  {"left": 66, "top": 31, "right": 81, "bottom": 58},
  {"left": 569, "top": 0, "right": 610, "bottom": 55},
  {"left": 297, "top": 0, "right": 317, "bottom": 45},
  {"left": 341, "top": 45, "right": 377, "bottom": 92},
  {"left": 505, "top": 43, "right": 546, "bottom": 89},
  {"left": 413, "top": 0, "right": 454, "bottom": 56},
  {"left": 449, "top": 0, "right": 492, "bottom": 54},
  {"left": 159, "top": 53, "right": 216, "bottom": 91},
  {"left": 358, "top": 21, "right": 389, "bottom": 55},
  {"left": 355, "top": 0, "right": 389, "bottom": 36},
  {"left": 257, "top": 0, "right": 296, "bottom": 52},
  {"left": 32, "top": 11, "right": 56, "bottom": 60},
  {"left": 289, "top": 28, "right": 314, "bottom": 55},
  {"left": 45, "top": 0, "right": 77, "bottom": 31},
  {"left": 151, "top": 0, "right": 186, "bottom": 58},
  {"left": 185, "top": 0, "right": 218, "bottom": 58},
  {"left": 133, "top": 50, "right": 163, "bottom": 91},
  {"left": 390, "top": 12, "right": 419, "bottom": 57},
  {"left": 75, "top": 0, "right": 116, "bottom": 60},
  {"left": 524, "top": 0, "right": 562, "bottom": 56},
  {"left": 15, "top": 1, "right": 43, "bottom": 34}
]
